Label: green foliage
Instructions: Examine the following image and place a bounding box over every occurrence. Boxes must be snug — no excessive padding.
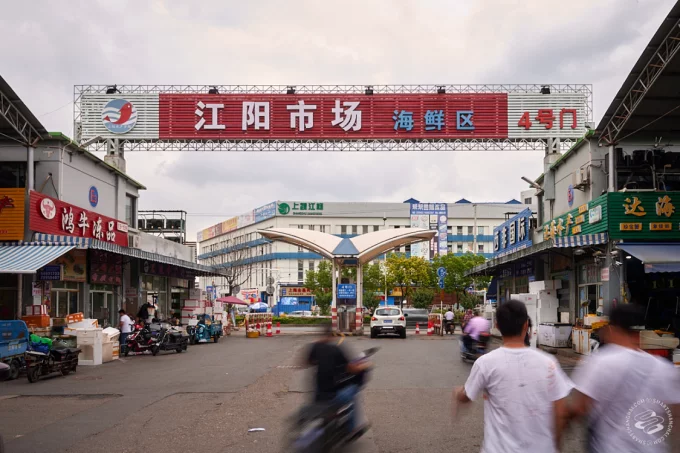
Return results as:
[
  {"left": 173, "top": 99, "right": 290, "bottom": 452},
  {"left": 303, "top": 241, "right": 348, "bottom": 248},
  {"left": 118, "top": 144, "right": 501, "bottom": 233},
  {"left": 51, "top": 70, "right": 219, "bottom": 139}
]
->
[
  {"left": 363, "top": 292, "right": 381, "bottom": 314},
  {"left": 315, "top": 292, "right": 332, "bottom": 316},
  {"left": 385, "top": 253, "right": 432, "bottom": 307},
  {"left": 305, "top": 260, "right": 333, "bottom": 315},
  {"left": 458, "top": 291, "right": 480, "bottom": 310},
  {"left": 412, "top": 287, "right": 436, "bottom": 309},
  {"left": 431, "top": 253, "right": 488, "bottom": 296}
]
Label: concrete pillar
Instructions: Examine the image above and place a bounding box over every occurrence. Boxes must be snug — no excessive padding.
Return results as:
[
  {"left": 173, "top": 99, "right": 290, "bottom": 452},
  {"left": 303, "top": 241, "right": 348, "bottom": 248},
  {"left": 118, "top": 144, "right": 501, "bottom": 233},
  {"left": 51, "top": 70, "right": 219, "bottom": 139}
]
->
[
  {"left": 331, "top": 260, "right": 338, "bottom": 332},
  {"left": 608, "top": 145, "right": 616, "bottom": 193},
  {"left": 355, "top": 263, "right": 363, "bottom": 334},
  {"left": 27, "top": 146, "right": 34, "bottom": 191}
]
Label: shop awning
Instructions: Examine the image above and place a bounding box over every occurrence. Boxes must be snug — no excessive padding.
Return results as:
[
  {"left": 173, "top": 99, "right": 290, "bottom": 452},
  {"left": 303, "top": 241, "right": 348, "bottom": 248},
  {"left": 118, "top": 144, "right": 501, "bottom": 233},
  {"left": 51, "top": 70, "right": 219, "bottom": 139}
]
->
[
  {"left": 486, "top": 277, "right": 498, "bottom": 300},
  {"left": 554, "top": 233, "right": 608, "bottom": 248},
  {"left": 0, "top": 244, "right": 75, "bottom": 274},
  {"left": 618, "top": 243, "right": 680, "bottom": 273},
  {"left": 32, "top": 234, "right": 225, "bottom": 277}
]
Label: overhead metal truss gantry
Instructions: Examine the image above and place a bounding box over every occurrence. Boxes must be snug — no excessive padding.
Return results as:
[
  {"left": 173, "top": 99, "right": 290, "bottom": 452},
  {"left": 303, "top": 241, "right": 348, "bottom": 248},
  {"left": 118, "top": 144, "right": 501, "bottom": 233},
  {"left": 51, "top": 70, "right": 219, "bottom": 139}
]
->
[
  {"left": 598, "top": 11, "right": 680, "bottom": 146},
  {"left": 74, "top": 84, "right": 592, "bottom": 152},
  {"left": 0, "top": 85, "right": 43, "bottom": 145}
]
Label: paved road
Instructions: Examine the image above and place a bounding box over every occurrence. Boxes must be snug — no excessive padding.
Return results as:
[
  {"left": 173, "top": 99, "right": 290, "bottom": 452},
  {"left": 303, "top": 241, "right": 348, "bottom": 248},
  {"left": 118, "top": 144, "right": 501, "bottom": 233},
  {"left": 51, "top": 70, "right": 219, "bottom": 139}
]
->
[{"left": 0, "top": 332, "right": 592, "bottom": 453}]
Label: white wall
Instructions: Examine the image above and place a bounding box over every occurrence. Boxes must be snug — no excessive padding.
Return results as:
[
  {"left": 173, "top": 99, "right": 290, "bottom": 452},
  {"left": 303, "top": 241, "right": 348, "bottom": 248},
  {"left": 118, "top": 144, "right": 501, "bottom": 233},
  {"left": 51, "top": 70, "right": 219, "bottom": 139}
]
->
[{"left": 138, "top": 231, "right": 193, "bottom": 261}]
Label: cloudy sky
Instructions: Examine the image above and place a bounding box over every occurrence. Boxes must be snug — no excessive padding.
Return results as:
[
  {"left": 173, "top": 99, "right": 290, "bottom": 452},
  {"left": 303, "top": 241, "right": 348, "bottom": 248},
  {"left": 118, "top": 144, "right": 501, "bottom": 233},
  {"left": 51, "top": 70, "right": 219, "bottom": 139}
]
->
[{"left": 1, "top": 0, "right": 674, "bottom": 239}]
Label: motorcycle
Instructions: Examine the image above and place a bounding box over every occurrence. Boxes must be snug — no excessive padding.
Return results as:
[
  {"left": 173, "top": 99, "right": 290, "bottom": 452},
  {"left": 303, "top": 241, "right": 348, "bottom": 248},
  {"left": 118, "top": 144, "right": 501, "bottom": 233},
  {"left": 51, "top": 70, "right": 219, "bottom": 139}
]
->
[
  {"left": 149, "top": 322, "right": 189, "bottom": 356},
  {"left": 460, "top": 332, "right": 491, "bottom": 362},
  {"left": 286, "top": 347, "right": 379, "bottom": 453},
  {"left": 444, "top": 320, "right": 455, "bottom": 335},
  {"left": 25, "top": 347, "right": 81, "bottom": 383},
  {"left": 124, "top": 323, "right": 158, "bottom": 356}
]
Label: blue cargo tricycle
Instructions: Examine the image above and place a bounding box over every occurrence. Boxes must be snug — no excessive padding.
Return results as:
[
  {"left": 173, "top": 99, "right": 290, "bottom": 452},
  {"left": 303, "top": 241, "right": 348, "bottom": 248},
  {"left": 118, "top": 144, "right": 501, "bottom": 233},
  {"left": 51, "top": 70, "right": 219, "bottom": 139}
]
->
[
  {"left": 187, "top": 314, "right": 222, "bottom": 344},
  {"left": 0, "top": 320, "right": 29, "bottom": 380}
]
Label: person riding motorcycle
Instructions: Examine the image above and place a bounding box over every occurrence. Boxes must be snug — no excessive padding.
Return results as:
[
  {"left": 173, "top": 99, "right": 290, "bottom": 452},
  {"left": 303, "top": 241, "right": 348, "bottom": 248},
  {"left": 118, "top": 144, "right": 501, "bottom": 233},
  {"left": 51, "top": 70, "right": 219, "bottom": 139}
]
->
[
  {"left": 305, "top": 324, "right": 371, "bottom": 436},
  {"left": 444, "top": 308, "right": 455, "bottom": 334},
  {"left": 462, "top": 310, "right": 490, "bottom": 353}
]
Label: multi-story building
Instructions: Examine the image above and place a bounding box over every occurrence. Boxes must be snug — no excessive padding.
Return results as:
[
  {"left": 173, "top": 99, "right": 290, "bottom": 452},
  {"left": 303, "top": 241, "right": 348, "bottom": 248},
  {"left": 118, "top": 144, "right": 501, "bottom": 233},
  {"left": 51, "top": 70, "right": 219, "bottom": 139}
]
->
[{"left": 197, "top": 199, "right": 534, "bottom": 303}]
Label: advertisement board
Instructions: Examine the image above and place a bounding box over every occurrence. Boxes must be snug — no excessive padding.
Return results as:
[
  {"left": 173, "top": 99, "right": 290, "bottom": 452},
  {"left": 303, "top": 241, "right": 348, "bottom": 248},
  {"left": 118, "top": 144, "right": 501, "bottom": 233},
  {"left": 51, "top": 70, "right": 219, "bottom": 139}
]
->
[
  {"left": 254, "top": 202, "right": 276, "bottom": 223},
  {"left": 543, "top": 194, "right": 608, "bottom": 240},
  {"left": 410, "top": 203, "right": 448, "bottom": 260},
  {"left": 51, "top": 250, "right": 87, "bottom": 282},
  {"left": 337, "top": 284, "right": 357, "bottom": 299},
  {"left": 608, "top": 192, "right": 680, "bottom": 240},
  {"left": 200, "top": 201, "right": 276, "bottom": 242},
  {"left": 0, "top": 188, "right": 25, "bottom": 241},
  {"left": 78, "top": 89, "right": 589, "bottom": 144},
  {"left": 29, "top": 191, "right": 128, "bottom": 247},
  {"left": 280, "top": 287, "right": 313, "bottom": 297},
  {"left": 493, "top": 208, "right": 534, "bottom": 257}
]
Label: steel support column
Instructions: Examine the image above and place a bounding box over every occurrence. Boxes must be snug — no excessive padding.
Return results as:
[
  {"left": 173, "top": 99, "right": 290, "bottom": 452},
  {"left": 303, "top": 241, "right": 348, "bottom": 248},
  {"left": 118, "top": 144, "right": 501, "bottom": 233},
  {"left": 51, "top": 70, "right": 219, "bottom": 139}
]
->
[{"left": 331, "top": 260, "right": 338, "bottom": 332}]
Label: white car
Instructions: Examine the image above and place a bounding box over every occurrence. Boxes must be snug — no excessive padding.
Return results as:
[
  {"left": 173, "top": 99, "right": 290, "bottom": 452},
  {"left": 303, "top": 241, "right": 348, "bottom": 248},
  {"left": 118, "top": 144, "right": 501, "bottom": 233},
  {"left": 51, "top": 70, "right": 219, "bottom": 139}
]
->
[
  {"left": 370, "top": 307, "right": 406, "bottom": 338},
  {"left": 287, "top": 310, "right": 313, "bottom": 317}
]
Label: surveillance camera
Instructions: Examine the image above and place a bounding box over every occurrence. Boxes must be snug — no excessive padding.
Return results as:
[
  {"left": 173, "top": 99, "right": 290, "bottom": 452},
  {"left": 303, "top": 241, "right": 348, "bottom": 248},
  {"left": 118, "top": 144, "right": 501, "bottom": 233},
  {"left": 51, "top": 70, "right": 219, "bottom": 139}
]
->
[{"left": 615, "top": 260, "right": 622, "bottom": 266}]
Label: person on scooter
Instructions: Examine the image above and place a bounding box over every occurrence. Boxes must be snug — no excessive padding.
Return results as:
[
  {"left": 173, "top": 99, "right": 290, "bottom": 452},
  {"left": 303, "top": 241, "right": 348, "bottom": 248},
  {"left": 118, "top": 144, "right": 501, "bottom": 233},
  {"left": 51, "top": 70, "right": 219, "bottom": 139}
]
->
[
  {"left": 444, "top": 308, "right": 455, "bottom": 334},
  {"left": 305, "top": 324, "right": 371, "bottom": 436},
  {"left": 462, "top": 310, "right": 490, "bottom": 353}
]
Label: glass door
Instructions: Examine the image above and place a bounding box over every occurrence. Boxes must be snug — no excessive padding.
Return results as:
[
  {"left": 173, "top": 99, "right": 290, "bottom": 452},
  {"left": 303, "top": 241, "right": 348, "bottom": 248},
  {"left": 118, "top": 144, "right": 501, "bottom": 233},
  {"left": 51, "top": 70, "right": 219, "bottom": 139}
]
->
[{"left": 91, "top": 291, "right": 114, "bottom": 327}]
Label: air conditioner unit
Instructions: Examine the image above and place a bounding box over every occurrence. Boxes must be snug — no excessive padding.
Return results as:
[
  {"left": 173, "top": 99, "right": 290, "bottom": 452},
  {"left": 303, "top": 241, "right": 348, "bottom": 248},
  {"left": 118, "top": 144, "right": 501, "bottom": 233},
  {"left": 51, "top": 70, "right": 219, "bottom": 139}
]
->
[
  {"left": 574, "top": 166, "right": 591, "bottom": 191},
  {"left": 129, "top": 233, "right": 141, "bottom": 249}
]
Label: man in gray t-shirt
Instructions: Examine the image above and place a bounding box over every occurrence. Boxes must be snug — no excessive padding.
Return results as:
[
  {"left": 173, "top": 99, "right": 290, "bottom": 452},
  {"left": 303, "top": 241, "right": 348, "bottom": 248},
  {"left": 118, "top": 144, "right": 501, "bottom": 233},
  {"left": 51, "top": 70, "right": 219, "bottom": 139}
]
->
[{"left": 570, "top": 304, "right": 680, "bottom": 452}]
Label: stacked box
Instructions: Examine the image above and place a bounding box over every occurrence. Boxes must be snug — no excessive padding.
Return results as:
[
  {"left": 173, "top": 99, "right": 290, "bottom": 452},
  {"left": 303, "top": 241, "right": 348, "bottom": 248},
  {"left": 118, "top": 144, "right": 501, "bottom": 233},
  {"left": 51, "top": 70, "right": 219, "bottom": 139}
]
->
[
  {"left": 25, "top": 305, "right": 48, "bottom": 316},
  {"left": 183, "top": 299, "right": 202, "bottom": 308},
  {"left": 21, "top": 315, "right": 50, "bottom": 328}
]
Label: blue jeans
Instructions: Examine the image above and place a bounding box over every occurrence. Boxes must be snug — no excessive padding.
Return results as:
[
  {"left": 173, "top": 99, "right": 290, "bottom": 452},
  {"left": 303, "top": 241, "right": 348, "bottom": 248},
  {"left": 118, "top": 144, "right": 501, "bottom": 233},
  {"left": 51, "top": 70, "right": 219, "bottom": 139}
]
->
[
  {"left": 333, "top": 384, "right": 359, "bottom": 432},
  {"left": 120, "top": 332, "right": 129, "bottom": 353}
]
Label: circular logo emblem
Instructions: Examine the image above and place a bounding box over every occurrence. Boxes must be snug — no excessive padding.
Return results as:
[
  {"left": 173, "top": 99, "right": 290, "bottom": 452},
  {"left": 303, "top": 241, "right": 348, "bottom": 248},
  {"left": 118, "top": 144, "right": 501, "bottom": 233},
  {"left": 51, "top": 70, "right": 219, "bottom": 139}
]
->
[
  {"left": 625, "top": 398, "right": 673, "bottom": 447},
  {"left": 278, "top": 203, "right": 290, "bottom": 215},
  {"left": 101, "top": 99, "right": 138, "bottom": 134},
  {"left": 567, "top": 185, "right": 574, "bottom": 207},
  {"left": 40, "top": 198, "right": 56, "bottom": 220},
  {"left": 89, "top": 186, "right": 99, "bottom": 207}
]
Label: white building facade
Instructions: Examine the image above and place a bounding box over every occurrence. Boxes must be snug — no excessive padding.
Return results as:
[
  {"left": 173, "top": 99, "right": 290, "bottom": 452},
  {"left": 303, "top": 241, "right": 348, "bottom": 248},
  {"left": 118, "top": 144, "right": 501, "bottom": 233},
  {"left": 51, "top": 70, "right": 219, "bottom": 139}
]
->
[{"left": 197, "top": 199, "right": 533, "bottom": 303}]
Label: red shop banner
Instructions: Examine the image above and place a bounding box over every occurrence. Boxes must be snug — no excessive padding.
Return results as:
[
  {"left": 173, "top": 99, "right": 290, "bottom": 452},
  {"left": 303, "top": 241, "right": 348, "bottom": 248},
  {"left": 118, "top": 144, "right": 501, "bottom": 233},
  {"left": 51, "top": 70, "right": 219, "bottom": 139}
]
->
[
  {"left": 29, "top": 191, "right": 129, "bottom": 247},
  {"left": 159, "top": 93, "right": 509, "bottom": 140}
]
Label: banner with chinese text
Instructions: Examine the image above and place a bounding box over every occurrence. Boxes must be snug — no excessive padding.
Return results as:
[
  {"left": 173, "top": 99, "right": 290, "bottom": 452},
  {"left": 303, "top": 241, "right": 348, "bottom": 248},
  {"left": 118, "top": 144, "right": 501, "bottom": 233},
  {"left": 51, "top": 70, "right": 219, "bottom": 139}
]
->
[
  {"left": 543, "top": 194, "right": 608, "bottom": 241},
  {"left": 410, "top": 203, "right": 448, "bottom": 260},
  {"left": 608, "top": 192, "right": 680, "bottom": 240}
]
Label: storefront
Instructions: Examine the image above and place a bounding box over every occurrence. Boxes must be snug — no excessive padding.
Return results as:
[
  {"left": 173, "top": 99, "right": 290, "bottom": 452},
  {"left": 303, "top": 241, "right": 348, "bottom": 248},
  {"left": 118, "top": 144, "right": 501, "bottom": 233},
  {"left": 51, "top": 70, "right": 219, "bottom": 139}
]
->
[
  {"left": 0, "top": 187, "right": 27, "bottom": 319},
  {"left": 169, "top": 277, "right": 190, "bottom": 321}
]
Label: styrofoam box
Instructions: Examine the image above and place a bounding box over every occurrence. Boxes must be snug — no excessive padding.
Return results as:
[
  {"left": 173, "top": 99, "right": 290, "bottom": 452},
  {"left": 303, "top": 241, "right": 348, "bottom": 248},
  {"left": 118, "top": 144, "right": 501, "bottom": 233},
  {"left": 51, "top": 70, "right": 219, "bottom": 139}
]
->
[
  {"left": 538, "top": 324, "right": 572, "bottom": 348},
  {"left": 189, "top": 289, "right": 202, "bottom": 299},
  {"left": 25, "top": 305, "right": 48, "bottom": 316},
  {"left": 673, "top": 349, "right": 680, "bottom": 367},
  {"left": 184, "top": 299, "right": 202, "bottom": 308},
  {"left": 529, "top": 280, "right": 562, "bottom": 293}
]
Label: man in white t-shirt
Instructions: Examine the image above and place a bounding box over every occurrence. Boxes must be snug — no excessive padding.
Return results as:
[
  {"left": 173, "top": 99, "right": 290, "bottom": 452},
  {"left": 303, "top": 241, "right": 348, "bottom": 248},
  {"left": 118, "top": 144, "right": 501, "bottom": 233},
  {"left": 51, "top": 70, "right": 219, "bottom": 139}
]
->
[
  {"left": 454, "top": 299, "right": 572, "bottom": 453},
  {"left": 569, "top": 304, "right": 680, "bottom": 452},
  {"left": 118, "top": 309, "right": 134, "bottom": 353}
]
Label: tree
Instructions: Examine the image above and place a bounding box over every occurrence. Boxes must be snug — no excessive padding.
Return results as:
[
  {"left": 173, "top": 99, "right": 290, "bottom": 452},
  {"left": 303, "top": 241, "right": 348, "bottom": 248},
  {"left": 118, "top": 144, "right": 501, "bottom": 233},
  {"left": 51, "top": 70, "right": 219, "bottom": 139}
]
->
[
  {"left": 412, "top": 287, "right": 435, "bottom": 309},
  {"left": 362, "top": 262, "right": 385, "bottom": 314},
  {"left": 385, "top": 253, "right": 432, "bottom": 308},
  {"left": 203, "top": 234, "right": 253, "bottom": 298},
  {"left": 305, "top": 260, "right": 333, "bottom": 315},
  {"left": 431, "top": 253, "right": 490, "bottom": 298}
]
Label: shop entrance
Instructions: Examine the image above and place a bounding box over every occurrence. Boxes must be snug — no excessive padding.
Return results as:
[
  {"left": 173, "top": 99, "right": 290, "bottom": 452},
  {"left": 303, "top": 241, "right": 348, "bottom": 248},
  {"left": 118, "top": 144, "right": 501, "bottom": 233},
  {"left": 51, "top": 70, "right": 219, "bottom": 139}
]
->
[
  {"left": 578, "top": 263, "right": 603, "bottom": 317},
  {"left": 50, "top": 282, "right": 79, "bottom": 318},
  {"left": 90, "top": 287, "right": 114, "bottom": 327}
]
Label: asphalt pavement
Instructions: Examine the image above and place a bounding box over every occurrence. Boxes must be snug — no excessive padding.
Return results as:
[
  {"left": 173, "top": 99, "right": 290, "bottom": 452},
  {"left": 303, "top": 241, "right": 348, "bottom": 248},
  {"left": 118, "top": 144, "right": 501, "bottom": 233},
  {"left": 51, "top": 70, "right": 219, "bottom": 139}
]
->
[{"left": 0, "top": 331, "right": 593, "bottom": 453}]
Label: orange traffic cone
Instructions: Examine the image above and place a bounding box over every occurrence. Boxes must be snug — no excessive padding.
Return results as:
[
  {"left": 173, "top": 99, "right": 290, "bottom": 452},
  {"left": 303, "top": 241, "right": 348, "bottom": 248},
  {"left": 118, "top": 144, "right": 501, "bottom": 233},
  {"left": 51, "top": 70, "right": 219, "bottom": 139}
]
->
[
  {"left": 415, "top": 323, "right": 420, "bottom": 334},
  {"left": 427, "top": 321, "right": 433, "bottom": 336},
  {"left": 276, "top": 322, "right": 281, "bottom": 335},
  {"left": 266, "top": 322, "right": 273, "bottom": 337}
]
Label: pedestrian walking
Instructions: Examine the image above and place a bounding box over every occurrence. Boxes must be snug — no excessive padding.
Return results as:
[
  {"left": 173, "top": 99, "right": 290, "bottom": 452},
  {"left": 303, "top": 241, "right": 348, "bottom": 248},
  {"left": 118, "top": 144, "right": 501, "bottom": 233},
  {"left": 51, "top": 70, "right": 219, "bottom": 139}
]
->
[
  {"left": 569, "top": 304, "right": 680, "bottom": 452},
  {"left": 118, "top": 309, "right": 133, "bottom": 354},
  {"left": 453, "top": 300, "right": 572, "bottom": 453}
]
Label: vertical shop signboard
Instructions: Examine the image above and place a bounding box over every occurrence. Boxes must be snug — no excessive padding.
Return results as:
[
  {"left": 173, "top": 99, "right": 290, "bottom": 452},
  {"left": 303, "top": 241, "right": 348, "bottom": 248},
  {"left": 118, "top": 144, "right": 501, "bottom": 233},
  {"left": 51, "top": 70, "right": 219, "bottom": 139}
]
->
[
  {"left": 0, "top": 188, "right": 25, "bottom": 241},
  {"left": 410, "top": 202, "right": 448, "bottom": 260},
  {"left": 493, "top": 208, "right": 534, "bottom": 257}
]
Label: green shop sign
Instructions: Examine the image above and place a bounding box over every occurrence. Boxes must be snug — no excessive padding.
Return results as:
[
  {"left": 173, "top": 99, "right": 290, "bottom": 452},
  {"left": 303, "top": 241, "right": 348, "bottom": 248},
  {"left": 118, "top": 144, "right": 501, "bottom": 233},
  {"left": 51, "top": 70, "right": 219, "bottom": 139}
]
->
[
  {"left": 277, "top": 202, "right": 324, "bottom": 216},
  {"left": 608, "top": 191, "right": 680, "bottom": 240},
  {"left": 543, "top": 194, "right": 608, "bottom": 240}
]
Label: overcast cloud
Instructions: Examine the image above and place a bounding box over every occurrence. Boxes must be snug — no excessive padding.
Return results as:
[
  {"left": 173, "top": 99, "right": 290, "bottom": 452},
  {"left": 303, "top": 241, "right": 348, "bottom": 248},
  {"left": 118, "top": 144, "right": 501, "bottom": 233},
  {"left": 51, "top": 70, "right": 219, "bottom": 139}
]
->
[{"left": 0, "top": 0, "right": 674, "bottom": 239}]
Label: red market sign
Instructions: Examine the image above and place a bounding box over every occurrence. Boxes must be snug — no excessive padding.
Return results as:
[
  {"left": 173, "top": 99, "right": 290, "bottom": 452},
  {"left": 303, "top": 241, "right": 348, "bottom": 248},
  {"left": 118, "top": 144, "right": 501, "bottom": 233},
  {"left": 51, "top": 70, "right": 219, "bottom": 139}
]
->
[
  {"left": 160, "top": 93, "right": 510, "bottom": 140},
  {"left": 29, "top": 191, "right": 128, "bottom": 247}
]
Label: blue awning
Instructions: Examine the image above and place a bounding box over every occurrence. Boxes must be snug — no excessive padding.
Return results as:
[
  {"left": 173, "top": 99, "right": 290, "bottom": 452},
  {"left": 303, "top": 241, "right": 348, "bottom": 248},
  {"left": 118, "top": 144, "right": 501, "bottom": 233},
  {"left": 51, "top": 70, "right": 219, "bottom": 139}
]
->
[
  {"left": 0, "top": 244, "right": 75, "bottom": 274},
  {"left": 554, "top": 233, "right": 608, "bottom": 248},
  {"left": 618, "top": 243, "right": 680, "bottom": 273}
]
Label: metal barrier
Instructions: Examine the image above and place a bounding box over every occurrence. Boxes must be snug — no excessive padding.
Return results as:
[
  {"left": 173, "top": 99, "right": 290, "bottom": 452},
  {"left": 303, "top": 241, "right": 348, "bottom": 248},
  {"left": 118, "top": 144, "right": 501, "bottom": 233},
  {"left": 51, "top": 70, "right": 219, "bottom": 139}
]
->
[
  {"left": 428, "top": 314, "right": 443, "bottom": 336},
  {"left": 245, "top": 313, "right": 274, "bottom": 336}
]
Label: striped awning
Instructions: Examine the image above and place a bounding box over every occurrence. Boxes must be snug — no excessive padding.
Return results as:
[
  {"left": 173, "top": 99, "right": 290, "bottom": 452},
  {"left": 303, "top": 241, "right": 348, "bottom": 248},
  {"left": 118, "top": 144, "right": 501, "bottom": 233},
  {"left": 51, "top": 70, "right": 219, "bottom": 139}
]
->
[
  {"left": 0, "top": 244, "right": 75, "bottom": 274},
  {"left": 32, "top": 234, "right": 223, "bottom": 276},
  {"left": 554, "top": 233, "right": 608, "bottom": 248}
]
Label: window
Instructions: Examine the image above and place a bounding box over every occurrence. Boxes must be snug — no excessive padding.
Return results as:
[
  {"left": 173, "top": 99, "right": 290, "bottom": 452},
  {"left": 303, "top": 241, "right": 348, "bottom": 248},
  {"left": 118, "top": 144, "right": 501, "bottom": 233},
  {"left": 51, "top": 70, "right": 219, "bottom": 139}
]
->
[
  {"left": 0, "top": 162, "right": 26, "bottom": 188},
  {"left": 362, "top": 225, "right": 369, "bottom": 234},
  {"left": 478, "top": 244, "right": 485, "bottom": 253},
  {"left": 405, "top": 244, "right": 411, "bottom": 255},
  {"left": 319, "top": 225, "right": 326, "bottom": 233},
  {"left": 524, "top": 197, "right": 532, "bottom": 204},
  {"left": 125, "top": 195, "right": 137, "bottom": 226},
  {"left": 478, "top": 226, "right": 485, "bottom": 235},
  {"left": 447, "top": 226, "right": 452, "bottom": 233},
  {"left": 352, "top": 225, "right": 358, "bottom": 234},
  {"left": 374, "top": 225, "right": 380, "bottom": 232},
  {"left": 309, "top": 261, "right": 314, "bottom": 272},
  {"left": 467, "top": 243, "right": 474, "bottom": 252},
  {"left": 457, "top": 226, "right": 463, "bottom": 235},
  {"left": 447, "top": 243, "right": 453, "bottom": 253},
  {"left": 298, "top": 225, "right": 304, "bottom": 229},
  {"left": 467, "top": 226, "right": 473, "bottom": 235},
  {"left": 308, "top": 225, "right": 315, "bottom": 231},
  {"left": 298, "top": 260, "right": 304, "bottom": 283},
  {"left": 376, "top": 308, "right": 400, "bottom": 316},
  {"left": 341, "top": 225, "right": 347, "bottom": 234},
  {"left": 457, "top": 244, "right": 463, "bottom": 252}
]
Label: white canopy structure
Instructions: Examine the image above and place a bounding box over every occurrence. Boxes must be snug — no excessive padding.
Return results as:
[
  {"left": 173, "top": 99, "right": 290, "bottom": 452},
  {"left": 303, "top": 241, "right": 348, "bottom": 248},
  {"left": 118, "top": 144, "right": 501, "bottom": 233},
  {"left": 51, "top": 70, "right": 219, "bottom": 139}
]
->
[{"left": 257, "top": 227, "right": 436, "bottom": 333}]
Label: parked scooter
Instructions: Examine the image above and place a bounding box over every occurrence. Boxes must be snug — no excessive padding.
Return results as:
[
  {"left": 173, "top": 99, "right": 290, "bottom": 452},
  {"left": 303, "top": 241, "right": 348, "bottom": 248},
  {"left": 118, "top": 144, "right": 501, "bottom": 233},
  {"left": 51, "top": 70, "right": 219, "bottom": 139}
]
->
[
  {"left": 149, "top": 322, "right": 189, "bottom": 356},
  {"left": 286, "top": 347, "right": 379, "bottom": 453},
  {"left": 444, "top": 320, "right": 455, "bottom": 335},
  {"left": 124, "top": 322, "right": 158, "bottom": 356},
  {"left": 460, "top": 332, "right": 491, "bottom": 362},
  {"left": 25, "top": 347, "right": 81, "bottom": 383}
]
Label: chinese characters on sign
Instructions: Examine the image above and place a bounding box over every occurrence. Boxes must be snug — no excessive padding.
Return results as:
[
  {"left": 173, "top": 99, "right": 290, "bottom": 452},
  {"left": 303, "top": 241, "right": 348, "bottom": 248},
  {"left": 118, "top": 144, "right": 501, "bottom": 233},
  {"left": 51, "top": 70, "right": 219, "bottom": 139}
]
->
[
  {"left": 29, "top": 191, "right": 128, "bottom": 247},
  {"left": 619, "top": 194, "right": 677, "bottom": 232},
  {"left": 277, "top": 202, "right": 324, "bottom": 216},
  {"left": 493, "top": 209, "right": 533, "bottom": 257},
  {"left": 409, "top": 203, "right": 448, "bottom": 259}
]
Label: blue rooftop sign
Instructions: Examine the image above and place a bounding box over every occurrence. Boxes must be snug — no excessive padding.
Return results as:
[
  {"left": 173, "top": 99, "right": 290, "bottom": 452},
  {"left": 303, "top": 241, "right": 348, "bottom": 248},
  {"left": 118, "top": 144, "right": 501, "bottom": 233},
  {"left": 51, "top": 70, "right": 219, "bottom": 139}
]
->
[{"left": 493, "top": 208, "right": 533, "bottom": 257}]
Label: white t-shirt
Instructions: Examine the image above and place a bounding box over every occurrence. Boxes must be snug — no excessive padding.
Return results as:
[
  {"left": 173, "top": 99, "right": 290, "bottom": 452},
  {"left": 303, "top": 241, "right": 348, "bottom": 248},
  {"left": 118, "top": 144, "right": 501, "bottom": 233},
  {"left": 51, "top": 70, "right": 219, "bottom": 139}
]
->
[
  {"left": 464, "top": 347, "right": 572, "bottom": 453},
  {"left": 445, "top": 311, "right": 455, "bottom": 321},
  {"left": 571, "top": 344, "right": 680, "bottom": 453},
  {"left": 119, "top": 314, "right": 133, "bottom": 333}
]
